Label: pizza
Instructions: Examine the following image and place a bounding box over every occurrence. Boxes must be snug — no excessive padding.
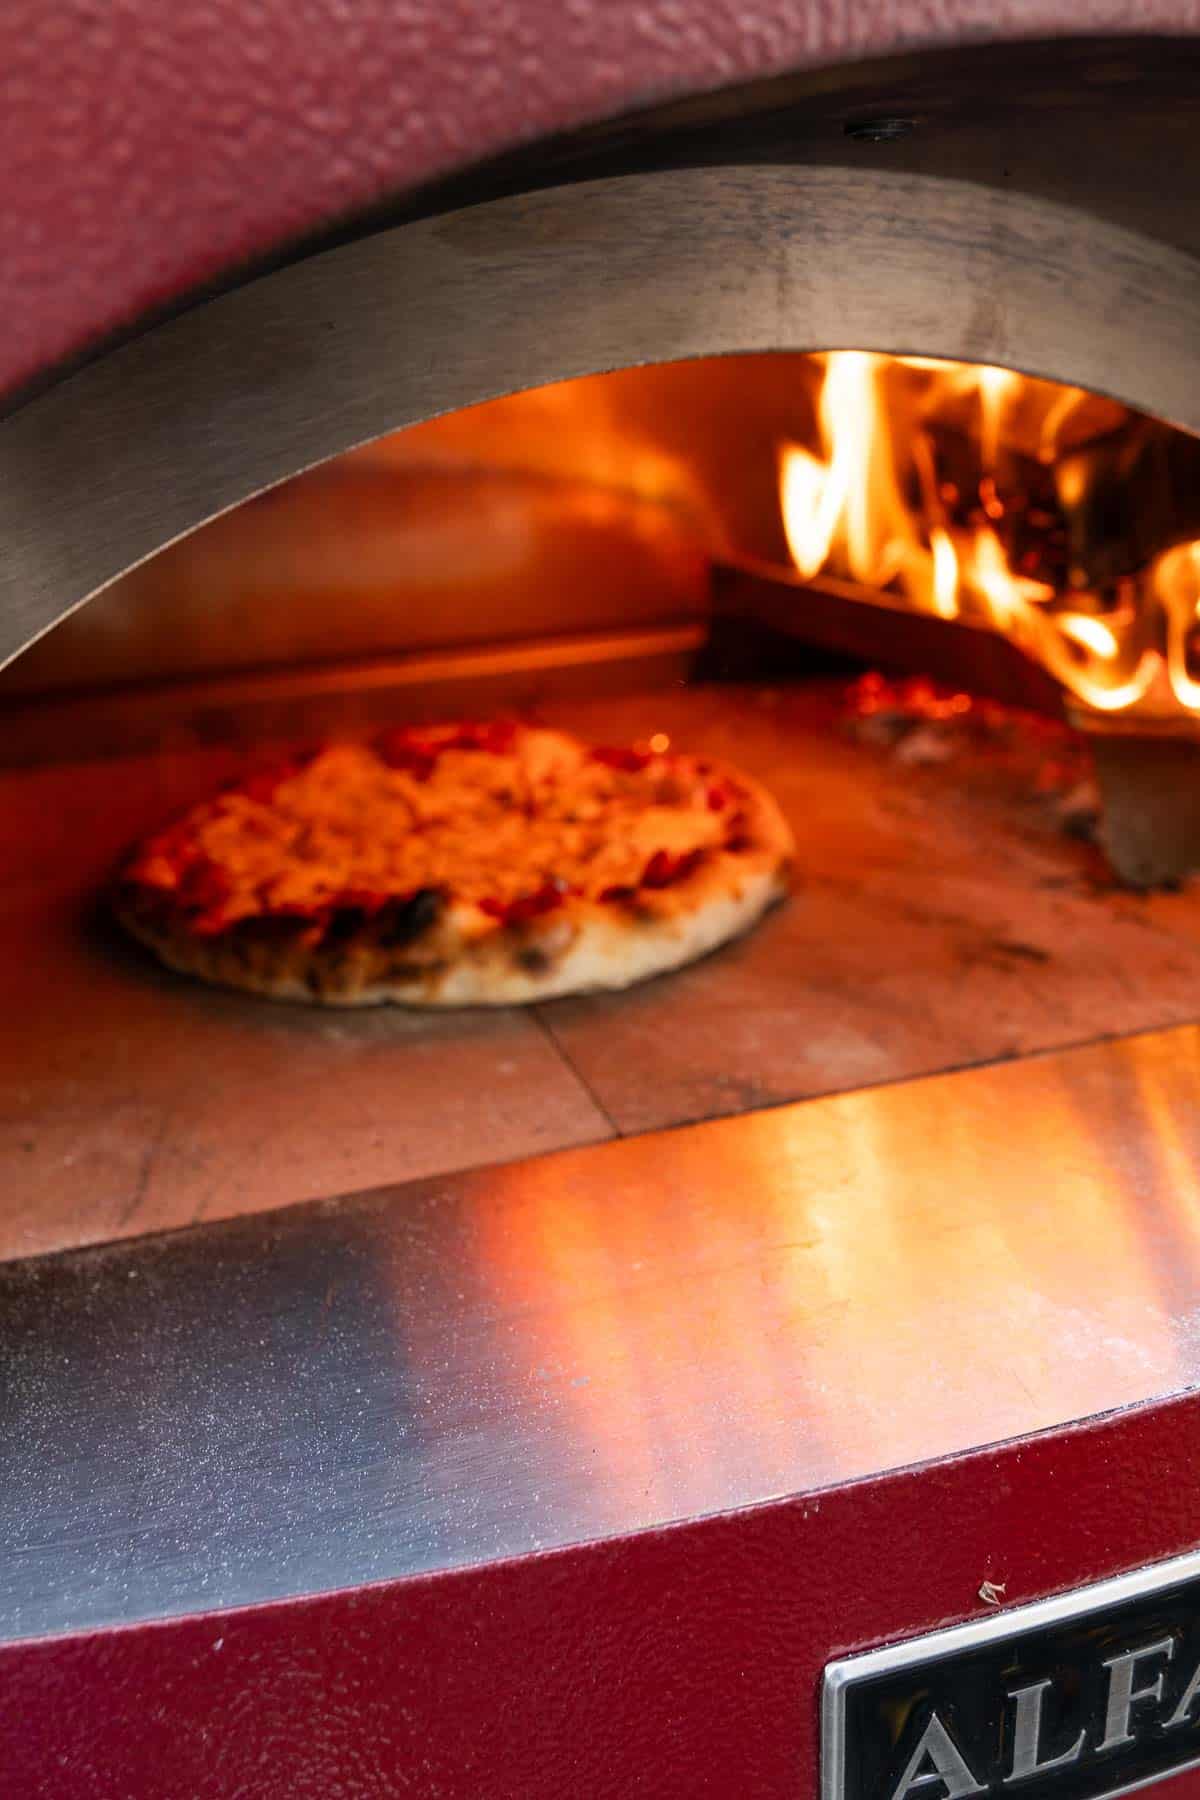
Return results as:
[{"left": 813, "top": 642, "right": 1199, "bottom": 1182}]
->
[{"left": 114, "top": 720, "right": 794, "bottom": 1006}]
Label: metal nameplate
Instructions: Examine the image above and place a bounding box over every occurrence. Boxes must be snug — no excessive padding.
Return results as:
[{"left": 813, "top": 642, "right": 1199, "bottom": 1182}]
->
[{"left": 823, "top": 1550, "right": 1200, "bottom": 1800}]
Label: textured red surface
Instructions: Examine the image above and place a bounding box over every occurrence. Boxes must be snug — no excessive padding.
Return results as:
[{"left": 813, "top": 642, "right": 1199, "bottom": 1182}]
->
[
  {"left": 5, "top": 1392, "right": 1200, "bottom": 1797},
  {"left": 4, "top": 0, "right": 1200, "bottom": 404}
]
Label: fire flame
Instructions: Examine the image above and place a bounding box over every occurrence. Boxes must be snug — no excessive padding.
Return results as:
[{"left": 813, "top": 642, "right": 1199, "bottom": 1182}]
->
[{"left": 779, "top": 352, "right": 1200, "bottom": 719}]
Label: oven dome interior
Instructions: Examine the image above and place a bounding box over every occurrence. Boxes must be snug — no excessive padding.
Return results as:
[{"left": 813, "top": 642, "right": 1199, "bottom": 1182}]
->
[
  {"left": 7, "top": 351, "right": 1200, "bottom": 728},
  {"left": 7, "top": 351, "right": 1200, "bottom": 1265}
]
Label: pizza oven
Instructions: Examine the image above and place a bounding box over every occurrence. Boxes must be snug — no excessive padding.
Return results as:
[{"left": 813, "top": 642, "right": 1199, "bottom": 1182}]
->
[{"left": 9, "top": 14, "right": 1200, "bottom": 1799}]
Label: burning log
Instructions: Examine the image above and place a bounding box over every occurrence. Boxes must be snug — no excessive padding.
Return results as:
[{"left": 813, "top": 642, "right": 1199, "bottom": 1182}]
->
[
  {"left": 711, "top": 563, "right": 1064, "bottom": 717},
  {"left": 769, "top": 354, "right": 1200, "bottom": 714}
]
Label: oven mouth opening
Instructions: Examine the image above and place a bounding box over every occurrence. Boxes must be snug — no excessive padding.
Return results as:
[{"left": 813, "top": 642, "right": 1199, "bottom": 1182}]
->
[
  {"left": 12, "top": 348, "right": 1200, "bottom": 725},
  {"left": 7, "top": 348, "right": 1200, "bottom": 1264}
]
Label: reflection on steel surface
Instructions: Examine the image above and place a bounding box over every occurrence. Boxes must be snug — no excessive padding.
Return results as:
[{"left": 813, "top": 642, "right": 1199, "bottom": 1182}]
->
[
  {"left": 471, "top": 1041, "right": 1190, "bottom": 1517},
  {"left": 5, "top": 1025, "right": 1200, "bottom": 1643}
]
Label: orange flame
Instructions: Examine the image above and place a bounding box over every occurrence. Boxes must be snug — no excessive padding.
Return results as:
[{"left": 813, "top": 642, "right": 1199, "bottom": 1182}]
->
[
  {"left": 779, "top": 352, "right": 1200, "bottom": 719},
  {"left": 780, "top": 351, "right": 919, "bottom": 594}
]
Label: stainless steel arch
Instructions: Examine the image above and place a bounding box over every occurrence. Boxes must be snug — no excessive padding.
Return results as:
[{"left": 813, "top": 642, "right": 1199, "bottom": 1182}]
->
[{"left": 3, "top": 162, "right": 1200, "bottom": 671}]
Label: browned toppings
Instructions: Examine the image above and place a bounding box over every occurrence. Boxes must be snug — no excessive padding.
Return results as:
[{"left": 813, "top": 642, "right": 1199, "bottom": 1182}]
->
[
  {"left": 479, "top": 880, "right": 572, "bottom": 925},
  {"left": 375, "top": 736, "right": 439, "bottom": 780},
  {"left": 131, "top": 849, "right": 231, "bottom": 937},
  {"left": 376, "top": 718, "right": 519, "bottom": 776},
  {"left": 599, "top": 847, "right": 709, "bottom": 904},
  {"left": 589, "top": 744, "right": 653, "bottom": 773},
  {"left": 238, "top": 755, "right": 313, "bottom": 805},
  {"left": 640, "top": 847, "right": 706, "bottom": 889},
  {"left": 118, "top": 725, "right": 756, "bottom": 938},
  {"left": 723, "top": 809, "right": 752, "bottom": 853}
]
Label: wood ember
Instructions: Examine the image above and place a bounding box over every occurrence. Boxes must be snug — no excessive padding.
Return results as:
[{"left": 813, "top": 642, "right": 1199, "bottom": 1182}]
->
[{"left": 843, "top": 672, "right": 1102, "bottom": 846}]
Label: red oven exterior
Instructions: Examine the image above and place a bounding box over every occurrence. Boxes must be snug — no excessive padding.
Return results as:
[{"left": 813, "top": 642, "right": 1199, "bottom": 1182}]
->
[
  {"left": 4, "top": 0, "right": 1200, "bottom": 403},
  {"left": 3, "top": 1395, "right": 1199, "bottom": 1798}
]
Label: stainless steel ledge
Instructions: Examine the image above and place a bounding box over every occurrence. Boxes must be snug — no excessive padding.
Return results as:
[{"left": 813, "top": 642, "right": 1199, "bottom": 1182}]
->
[{"left": 5, "top": 1024, "right": 1200, "bottom": 1644}]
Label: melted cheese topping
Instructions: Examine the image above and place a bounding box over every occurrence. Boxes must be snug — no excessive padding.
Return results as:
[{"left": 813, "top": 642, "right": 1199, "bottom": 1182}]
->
[{"left": 124, "top": 728, "right": 745, "bottom": 934}]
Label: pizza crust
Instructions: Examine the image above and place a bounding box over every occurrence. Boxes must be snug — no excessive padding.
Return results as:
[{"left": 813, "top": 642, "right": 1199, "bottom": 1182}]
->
[
  {"left": 117, "top": 852, "right": 789, "bottom": 1007},
  {"left": 114, "top": 728, "right": 794, "bottom": 1008}
]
